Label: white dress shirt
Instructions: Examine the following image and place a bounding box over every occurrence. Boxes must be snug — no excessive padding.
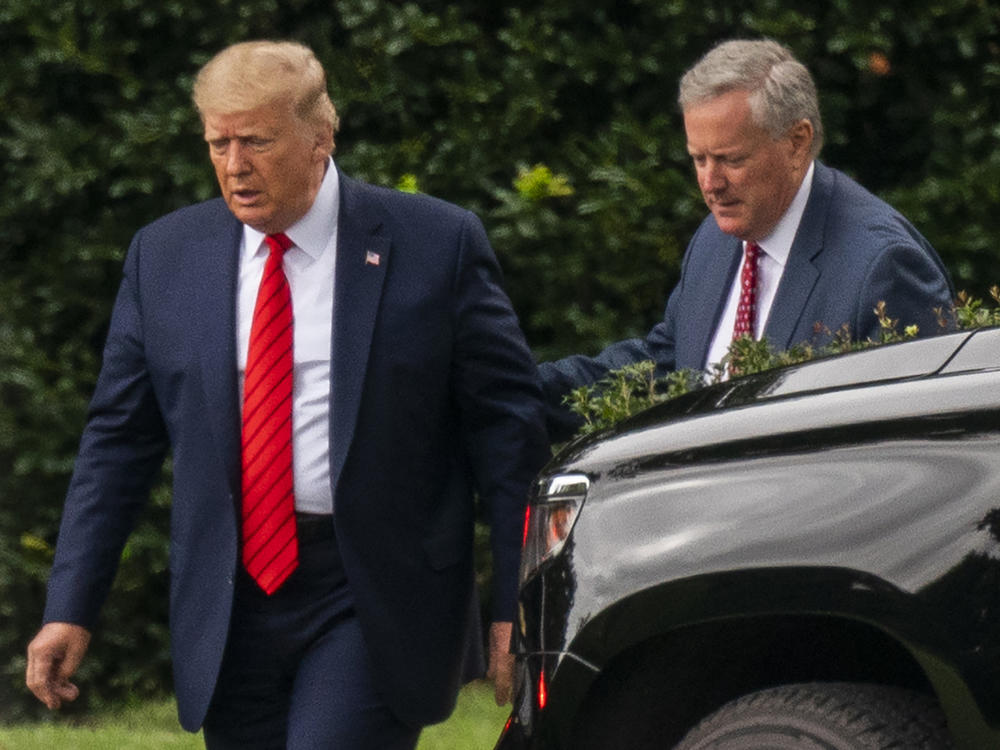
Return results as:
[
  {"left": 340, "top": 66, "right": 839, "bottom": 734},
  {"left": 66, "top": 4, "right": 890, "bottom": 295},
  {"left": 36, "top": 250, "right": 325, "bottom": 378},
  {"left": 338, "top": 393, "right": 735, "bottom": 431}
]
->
[
  {"left": 705, "top": 161, "right": 815, "bottom": 370},
  {"left": 237, "top": 159, "right": 339, "bottom": 514}
]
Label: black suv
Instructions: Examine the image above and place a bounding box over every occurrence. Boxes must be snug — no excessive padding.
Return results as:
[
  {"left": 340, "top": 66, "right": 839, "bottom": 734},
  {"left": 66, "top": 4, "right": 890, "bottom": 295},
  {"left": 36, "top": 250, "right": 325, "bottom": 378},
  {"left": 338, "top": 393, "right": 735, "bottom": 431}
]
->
[{"left": 497, "top": 327, "right": 1000, "bottom": 750}]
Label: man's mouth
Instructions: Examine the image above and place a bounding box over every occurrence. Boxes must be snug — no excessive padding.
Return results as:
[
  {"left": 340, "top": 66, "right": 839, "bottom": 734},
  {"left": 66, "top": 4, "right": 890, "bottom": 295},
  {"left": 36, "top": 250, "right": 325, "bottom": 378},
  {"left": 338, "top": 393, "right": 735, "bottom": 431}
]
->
[
  {"left": 709, "top": 197, "right": 740, "bottom": 211},
  {"left": 231, "top": 189, "right": 261, "bottom": 205}
]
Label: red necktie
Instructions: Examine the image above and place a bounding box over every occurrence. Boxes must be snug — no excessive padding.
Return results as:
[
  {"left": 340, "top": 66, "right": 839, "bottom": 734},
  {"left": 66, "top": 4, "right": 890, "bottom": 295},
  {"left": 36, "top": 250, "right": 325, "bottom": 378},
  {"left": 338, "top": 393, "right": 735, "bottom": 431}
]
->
[
  {"left": 732, "top": 242, "right": 761, "bottom": 340},
  {"left": 241, "top": 232, "right": 297, "bottom": 595}
]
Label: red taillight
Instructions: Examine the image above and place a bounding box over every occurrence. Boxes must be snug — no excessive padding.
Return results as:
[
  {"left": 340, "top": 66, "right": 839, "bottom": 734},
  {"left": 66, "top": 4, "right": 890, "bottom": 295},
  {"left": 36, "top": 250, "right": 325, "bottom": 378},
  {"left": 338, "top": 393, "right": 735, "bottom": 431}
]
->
[{"left": 538, "top": 668, "right": 548, "bottom": 709}]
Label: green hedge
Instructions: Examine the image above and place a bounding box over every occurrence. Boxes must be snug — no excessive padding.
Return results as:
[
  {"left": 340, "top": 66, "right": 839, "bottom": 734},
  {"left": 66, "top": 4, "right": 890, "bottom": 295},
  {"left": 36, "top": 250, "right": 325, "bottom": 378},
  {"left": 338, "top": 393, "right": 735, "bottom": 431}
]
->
[{"left": 2, "top": 0, "right": 999, "bottom": 720}]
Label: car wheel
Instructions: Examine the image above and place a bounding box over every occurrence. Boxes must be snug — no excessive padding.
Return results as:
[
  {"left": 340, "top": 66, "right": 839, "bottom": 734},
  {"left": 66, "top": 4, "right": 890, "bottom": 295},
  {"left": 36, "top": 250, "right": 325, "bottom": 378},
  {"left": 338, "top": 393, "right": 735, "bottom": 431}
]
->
[{"left": 673, "top": 682, "right": 953, "bottom": 749}]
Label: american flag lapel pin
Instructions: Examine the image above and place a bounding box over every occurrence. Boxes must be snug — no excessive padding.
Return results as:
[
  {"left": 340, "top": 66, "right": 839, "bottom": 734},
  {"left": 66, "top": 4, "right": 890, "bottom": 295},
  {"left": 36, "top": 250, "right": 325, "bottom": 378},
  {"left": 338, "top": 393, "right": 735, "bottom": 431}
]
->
[{"left": 365, "top": 250, "right": 381, "bottom": 267}]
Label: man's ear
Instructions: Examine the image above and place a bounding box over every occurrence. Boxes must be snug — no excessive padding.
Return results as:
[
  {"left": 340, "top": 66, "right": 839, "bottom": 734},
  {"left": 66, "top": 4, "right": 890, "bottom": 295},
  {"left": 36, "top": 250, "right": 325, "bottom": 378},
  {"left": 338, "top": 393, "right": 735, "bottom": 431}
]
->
[
  {"left": 314, "top": 122, "right": 335, "bottom": 159},
  {"left": 787, "top": 118, "right": 814, "bottom": 166}
]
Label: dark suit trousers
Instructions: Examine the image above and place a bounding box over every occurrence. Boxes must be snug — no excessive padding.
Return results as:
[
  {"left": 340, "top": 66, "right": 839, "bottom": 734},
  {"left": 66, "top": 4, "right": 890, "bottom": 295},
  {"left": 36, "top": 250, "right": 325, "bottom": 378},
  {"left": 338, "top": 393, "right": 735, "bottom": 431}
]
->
[{"left": 202, "top": 514, "right": 420, "bottom": 750}]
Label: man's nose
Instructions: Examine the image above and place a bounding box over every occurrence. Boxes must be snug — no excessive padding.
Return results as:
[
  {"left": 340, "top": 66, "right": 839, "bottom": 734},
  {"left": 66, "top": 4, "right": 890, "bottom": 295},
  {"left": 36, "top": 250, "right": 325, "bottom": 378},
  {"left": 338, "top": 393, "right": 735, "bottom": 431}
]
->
[
  {"left": 226, "top": 143, "right": 251, "bottom": 175},
  {"left": 699, "top": 162, "right": 726, "bottom": 193}
]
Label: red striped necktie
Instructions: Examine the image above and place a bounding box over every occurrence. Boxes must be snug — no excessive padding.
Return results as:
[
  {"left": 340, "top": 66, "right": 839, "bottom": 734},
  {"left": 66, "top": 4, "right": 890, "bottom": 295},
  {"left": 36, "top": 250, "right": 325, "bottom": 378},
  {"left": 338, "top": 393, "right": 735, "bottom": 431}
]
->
[
  {"left": 241, "top": 232, "right": 297, "bottom": 595},
  {"left": 732, "top": 242, "right": 761, "bottom": 340}
]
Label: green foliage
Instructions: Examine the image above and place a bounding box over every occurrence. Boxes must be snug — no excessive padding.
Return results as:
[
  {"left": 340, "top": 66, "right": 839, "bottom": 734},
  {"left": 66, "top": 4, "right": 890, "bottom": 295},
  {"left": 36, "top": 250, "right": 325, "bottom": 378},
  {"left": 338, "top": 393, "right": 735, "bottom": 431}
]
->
[
  {"left": 953, "top": 287, "right": 1000, "bottom": 329},
  {"left": 513, "top": 165, "right": 574, "bottom": 202},
  {"left": 395, "top": 173, "right": 421, "bottom": 194},
  {"left": 2, "top": 0, "right": 999, "bottom": 721},
  {"left": 567, "top": 295, "right": 1000, "bottom": 436},
  {"left": 565, "top": 361, "right": 703, "bottom": 436}
]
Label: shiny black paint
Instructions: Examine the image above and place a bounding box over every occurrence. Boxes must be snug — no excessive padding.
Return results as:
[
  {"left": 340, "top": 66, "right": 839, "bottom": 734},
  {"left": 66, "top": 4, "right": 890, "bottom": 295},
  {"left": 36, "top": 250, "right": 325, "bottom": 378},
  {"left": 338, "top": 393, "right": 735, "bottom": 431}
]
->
[{"left": 498, "top": 327, "right": 1000, "bottom": 749}]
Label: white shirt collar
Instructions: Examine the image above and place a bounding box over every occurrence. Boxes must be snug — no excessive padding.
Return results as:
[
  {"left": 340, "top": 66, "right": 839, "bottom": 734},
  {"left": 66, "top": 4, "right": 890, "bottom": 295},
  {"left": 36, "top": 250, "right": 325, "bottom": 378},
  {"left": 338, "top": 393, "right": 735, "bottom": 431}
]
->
[
  {"left": 751, "top": 160, "right": 815, "bottom": 266},
  {"left": 704, "top": 161, "right": 816, "bottom": 371},
  {"left": 243, "top": 157, "right": 340, "bottom": 260}
]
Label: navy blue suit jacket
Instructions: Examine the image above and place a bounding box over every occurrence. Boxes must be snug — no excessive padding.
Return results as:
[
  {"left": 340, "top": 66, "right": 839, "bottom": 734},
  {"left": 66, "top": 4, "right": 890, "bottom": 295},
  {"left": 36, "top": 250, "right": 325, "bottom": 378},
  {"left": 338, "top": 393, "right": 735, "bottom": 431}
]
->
[
  {"left": 42, "top": 170, "right": 550, "bottom": 730},
  {"left": 540, "top": 162, "right": 954, "bottom": 439}
]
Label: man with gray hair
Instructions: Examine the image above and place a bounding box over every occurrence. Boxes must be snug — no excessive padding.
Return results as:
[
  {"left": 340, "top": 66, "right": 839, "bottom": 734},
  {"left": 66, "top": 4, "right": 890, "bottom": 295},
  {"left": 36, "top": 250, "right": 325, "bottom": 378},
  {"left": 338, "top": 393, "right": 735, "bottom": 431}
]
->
[
  {"left": 26, "top": 40, "right": 549, "bottom": 748},
  {"left": 540, "top": 38, "right": 953, "bottom": 440}
]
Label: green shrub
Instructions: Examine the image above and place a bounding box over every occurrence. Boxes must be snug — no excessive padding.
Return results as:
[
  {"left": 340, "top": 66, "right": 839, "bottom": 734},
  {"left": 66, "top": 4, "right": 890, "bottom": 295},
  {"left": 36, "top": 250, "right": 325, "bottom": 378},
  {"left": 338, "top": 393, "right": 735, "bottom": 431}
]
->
[{"left": 565, "top": 294, "right": 1000, "bottom": 436}]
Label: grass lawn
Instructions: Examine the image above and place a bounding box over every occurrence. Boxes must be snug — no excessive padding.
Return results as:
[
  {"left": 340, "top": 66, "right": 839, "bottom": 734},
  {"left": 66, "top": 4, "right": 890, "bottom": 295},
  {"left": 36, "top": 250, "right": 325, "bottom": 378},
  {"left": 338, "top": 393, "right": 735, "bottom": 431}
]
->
[{"left": 0, "top": 681, "right": 509, "bottom": 750}]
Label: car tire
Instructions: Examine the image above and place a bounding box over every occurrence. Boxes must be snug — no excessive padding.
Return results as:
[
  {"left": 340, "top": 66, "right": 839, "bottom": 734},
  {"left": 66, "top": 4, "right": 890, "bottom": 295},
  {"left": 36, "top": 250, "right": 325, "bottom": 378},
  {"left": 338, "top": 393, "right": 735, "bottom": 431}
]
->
[{"left": 673, "top": 681, "right": 953, "bottom": 749}]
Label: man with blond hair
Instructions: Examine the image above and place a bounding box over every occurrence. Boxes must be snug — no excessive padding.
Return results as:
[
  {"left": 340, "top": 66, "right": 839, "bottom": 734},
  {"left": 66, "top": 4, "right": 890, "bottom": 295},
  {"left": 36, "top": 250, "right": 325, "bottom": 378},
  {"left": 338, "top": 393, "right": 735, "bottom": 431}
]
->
[{"left": 26, "top": 40, "right": 548, "bottom": 749}]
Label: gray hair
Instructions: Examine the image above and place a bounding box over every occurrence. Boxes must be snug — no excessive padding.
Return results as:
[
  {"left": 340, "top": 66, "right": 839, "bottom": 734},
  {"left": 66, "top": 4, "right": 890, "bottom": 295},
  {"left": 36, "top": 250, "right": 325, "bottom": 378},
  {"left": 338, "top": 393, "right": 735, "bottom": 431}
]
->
[
  {"left": 192, "top": 40, "right": 339, "bottom": 139},
  {"left": 678, "top": 39, "right": 823, "bottom": 157}
]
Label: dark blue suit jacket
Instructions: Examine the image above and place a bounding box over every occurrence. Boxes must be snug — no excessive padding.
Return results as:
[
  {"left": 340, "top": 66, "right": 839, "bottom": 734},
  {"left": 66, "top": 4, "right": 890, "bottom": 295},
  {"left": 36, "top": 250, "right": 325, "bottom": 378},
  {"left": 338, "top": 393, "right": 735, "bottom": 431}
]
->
[
  {"left": 540, "top": 162, "right": 954, "bottom": 439},
  {"left": 42, "top": 171, "right": 550, "bottom": 730}
]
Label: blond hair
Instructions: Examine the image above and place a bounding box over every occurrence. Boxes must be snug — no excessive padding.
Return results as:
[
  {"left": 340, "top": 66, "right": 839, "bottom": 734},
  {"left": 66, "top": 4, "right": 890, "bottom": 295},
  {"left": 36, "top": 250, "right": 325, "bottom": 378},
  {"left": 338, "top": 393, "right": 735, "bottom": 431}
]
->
[{"left": 192, "top": 40, "right": 339, "bottom": 137}]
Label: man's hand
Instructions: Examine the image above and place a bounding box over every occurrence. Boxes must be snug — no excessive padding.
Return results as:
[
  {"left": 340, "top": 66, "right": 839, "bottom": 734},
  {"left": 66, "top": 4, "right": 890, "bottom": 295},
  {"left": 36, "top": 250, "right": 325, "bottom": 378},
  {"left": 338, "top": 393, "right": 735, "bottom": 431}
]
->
[
  {"left": 486, "top": 620, "right": 515, "bottom": 706},
  {"left": 26, "top": 622, "right": 92, "bottom": 710}
]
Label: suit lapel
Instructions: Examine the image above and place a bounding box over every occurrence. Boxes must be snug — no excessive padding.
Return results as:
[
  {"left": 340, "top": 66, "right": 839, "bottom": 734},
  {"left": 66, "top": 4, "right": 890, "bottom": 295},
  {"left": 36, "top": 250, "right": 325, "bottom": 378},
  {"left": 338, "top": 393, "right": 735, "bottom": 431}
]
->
[
  {"left": 763, "top": 246, "right": 820, "bottom": 349},
  {"left": 681, "top": 237, "right": 742, "bottom": 370},
  {"left": 329, "top": 173, "right": 391, "bottom": 497},
  {"left": 192, "top": 176, "right": 393, "bottom": 505},
  {"left": 763, "top": 162, "right": 831, "bottom": 349},
  {"left": 196, "top": 215, "right": 243, "bottom": 498}
]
